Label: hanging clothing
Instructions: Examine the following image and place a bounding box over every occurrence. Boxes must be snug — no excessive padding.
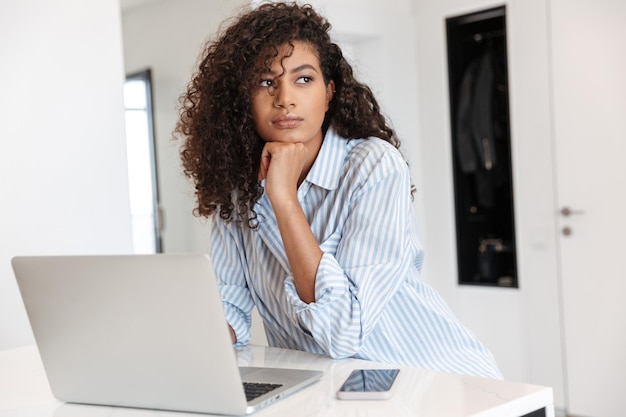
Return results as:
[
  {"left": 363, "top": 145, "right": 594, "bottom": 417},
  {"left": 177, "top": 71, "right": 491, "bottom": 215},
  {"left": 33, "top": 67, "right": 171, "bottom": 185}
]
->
[{"left": 455, "top": 46, "right": 507, "bottom": 209}]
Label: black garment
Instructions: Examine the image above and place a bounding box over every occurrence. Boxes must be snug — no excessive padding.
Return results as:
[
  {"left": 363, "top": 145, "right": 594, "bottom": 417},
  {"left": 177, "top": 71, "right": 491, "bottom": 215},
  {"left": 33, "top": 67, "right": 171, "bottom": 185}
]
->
[{"left": 455, "top": 47, "right": 507, "bottom": 209}]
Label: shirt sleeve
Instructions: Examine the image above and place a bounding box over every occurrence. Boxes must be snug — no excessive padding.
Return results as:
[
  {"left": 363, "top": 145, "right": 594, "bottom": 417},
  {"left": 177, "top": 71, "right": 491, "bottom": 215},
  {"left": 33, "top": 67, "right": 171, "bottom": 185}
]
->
[
  {"left": 209, "top": 216, "right": 255, "bottom": 346},
  {"left": 284, "top": 143, "right": 418, "bottom": 358}
]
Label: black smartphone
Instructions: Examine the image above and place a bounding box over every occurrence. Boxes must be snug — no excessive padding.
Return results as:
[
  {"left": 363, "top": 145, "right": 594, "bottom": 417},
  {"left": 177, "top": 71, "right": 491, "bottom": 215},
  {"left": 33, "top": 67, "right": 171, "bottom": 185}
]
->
[{"left": 336, "top": 369, "right": 400, "bottom": 400}]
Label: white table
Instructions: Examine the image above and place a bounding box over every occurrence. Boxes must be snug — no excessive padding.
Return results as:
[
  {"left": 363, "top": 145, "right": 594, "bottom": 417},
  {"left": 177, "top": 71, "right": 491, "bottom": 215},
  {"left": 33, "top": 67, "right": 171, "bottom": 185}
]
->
[{"left": 0, "top": 345, "right": 554, "bottom": 417}]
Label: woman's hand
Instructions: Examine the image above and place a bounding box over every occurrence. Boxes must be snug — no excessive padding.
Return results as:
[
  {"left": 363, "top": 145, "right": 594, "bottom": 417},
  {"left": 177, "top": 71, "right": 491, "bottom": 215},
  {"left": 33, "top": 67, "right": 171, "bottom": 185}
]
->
[{"left": 258, "top": 142, "right": 308, "bottom": 205}]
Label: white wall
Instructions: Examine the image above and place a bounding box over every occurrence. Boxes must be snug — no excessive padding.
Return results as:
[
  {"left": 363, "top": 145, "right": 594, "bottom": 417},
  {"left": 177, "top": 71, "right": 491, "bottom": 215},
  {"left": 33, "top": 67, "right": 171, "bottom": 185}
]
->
[
  {"left": 0, "top": 0, "right": 133, "bottom": 349},
  {"left": 507, "top": 0, "right": 565, "bottom": 406}
]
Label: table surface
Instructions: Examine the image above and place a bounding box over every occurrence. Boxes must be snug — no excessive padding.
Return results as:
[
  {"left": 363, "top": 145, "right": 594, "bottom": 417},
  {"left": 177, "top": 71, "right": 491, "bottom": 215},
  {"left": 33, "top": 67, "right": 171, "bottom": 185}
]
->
[{"left": 0, "top": 344, "right": 554, "bottom": 417}]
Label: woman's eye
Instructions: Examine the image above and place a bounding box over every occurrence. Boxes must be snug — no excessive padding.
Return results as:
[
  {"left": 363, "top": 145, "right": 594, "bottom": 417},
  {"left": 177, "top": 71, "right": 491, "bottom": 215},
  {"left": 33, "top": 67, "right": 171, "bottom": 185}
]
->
[
  {"left": 259, "top": 79, "right": 273, "bottom": 88},
  {"left": 296, "top": 76, "right": 313, "bottom": 84}
]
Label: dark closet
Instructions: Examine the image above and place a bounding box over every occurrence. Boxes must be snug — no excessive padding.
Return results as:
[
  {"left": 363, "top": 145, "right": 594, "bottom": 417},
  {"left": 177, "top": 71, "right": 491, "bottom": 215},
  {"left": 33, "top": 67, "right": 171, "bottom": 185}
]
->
[{"left": 446, "top": 6, "right": 518, "bottom": 287}]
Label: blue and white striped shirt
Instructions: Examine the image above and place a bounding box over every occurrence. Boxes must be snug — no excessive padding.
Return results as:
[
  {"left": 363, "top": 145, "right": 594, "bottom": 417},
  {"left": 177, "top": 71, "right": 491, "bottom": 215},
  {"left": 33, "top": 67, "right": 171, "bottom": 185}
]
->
[{"left": 209, "top": 129, "right": 502, "bottom": 379}]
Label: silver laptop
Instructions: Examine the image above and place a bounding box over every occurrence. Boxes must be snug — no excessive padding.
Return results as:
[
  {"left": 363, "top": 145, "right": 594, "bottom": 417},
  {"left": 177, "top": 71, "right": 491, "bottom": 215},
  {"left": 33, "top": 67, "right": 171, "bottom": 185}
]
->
[{"left": 12, "top": 254, "right": 322, "bottom": 415}]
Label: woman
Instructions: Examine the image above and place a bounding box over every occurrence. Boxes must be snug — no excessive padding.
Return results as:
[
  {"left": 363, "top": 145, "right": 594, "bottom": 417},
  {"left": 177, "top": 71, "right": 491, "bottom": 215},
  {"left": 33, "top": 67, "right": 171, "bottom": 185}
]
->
[{"left": 175, "top": 2, "right": 502, "bottom": 379}]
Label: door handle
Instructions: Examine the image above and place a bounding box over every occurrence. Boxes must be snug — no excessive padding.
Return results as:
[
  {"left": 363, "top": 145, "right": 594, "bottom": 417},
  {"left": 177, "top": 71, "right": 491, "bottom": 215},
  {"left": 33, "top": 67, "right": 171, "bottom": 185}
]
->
[{"left": 560, "top": 207, "right": 585, "bottom": 217}]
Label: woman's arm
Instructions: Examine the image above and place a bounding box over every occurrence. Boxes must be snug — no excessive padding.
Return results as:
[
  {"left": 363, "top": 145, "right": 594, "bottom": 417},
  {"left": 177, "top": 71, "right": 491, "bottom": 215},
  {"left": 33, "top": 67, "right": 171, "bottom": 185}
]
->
[
  {"left": 284, "top": 142, "right": 416, "bottom": 358},
  {"left": 259, "top": 141, "right": 323, "bottom": 304},
  {"left": 271, "top": 198, "right": 322, "bottom": 303}
]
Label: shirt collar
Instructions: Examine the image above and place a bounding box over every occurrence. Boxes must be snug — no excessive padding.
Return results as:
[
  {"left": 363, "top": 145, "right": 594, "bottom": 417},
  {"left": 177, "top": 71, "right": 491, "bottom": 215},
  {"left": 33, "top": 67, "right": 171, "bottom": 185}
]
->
[{"left": 305, "top": 128, "right": 347, "bottom": 191}]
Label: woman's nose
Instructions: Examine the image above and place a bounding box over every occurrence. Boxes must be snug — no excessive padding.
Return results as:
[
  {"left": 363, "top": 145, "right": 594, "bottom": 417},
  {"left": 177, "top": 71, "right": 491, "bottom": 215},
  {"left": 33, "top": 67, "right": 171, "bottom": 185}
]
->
[{"left": 272, "top": 84, "right": 295, "bottom": 109}]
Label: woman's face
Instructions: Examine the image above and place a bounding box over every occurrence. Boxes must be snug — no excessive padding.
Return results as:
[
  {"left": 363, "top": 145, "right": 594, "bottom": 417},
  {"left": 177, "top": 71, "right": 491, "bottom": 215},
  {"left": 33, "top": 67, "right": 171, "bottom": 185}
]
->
[{"left": 251, "top": 41, "right": 334, "bottom": 151}]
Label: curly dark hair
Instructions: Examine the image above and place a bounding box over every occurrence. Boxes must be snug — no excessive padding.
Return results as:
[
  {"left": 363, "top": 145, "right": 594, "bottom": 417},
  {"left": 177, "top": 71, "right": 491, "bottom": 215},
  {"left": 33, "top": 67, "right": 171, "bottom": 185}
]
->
[{"left": 175, "top": 1, "right": 401, "bottom": 226}]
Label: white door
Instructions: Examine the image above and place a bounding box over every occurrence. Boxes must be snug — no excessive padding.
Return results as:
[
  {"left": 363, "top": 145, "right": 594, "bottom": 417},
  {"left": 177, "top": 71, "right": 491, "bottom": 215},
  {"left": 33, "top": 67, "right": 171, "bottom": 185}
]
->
[{"left": 550, "top": 0, "right": 626, "bottom": 416}]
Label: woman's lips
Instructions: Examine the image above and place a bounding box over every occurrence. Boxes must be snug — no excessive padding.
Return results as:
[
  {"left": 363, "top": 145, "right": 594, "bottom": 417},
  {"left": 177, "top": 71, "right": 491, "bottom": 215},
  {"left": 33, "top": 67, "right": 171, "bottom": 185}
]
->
[{"left": 272, "top": 114, "right": 303, "bottom": 129}]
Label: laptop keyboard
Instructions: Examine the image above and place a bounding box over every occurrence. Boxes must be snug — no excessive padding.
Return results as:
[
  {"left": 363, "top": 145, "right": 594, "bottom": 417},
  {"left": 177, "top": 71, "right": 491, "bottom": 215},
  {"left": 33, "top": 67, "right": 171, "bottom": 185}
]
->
[{"left": 243, "top": 382, "right": 283, "bottom": 401}]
